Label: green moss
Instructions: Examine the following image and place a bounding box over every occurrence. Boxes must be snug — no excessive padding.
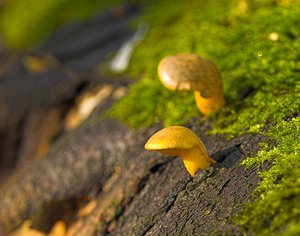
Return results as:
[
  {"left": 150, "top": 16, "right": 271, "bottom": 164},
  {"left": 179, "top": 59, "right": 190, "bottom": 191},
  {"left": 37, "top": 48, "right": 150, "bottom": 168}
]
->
[
  {"left": 108, "top": 0, "right": 300, "bottom": 234},
  {"left": 109, "top": 0, "right": 300, "bottom": 130},
  {"left": 234, "top": 117, "right": 300, "bottom": 235},
  {"left": 108, "top": 77, "right": 197, "bottom": 128},
  {"left": 0, "top": 0, "right": 121, "bottom": 49},
  {"left": 108, "top": 0, "right": 237, "bottom": 127}
]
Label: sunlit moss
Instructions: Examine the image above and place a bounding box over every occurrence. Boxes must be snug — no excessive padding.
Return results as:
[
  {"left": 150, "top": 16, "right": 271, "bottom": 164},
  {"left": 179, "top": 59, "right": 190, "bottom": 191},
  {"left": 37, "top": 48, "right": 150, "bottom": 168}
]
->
[
  {"left": 234, "top": 117, "right": 300, "bottom": 235},
  {"left": 109, "top": 0, "right": 300, "bottom": 130},
  {"left": 108, "top": 77, "right": 198, "bottom": 128},
  {"left": 108, "top": 0, "right": 300, "bottom": 234}
]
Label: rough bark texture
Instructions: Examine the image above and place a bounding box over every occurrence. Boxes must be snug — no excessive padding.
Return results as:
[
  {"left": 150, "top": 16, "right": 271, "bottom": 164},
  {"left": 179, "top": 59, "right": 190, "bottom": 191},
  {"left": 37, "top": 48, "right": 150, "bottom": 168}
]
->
[{"left": 0, "top": 108, "right": 269, "bottom": 235}]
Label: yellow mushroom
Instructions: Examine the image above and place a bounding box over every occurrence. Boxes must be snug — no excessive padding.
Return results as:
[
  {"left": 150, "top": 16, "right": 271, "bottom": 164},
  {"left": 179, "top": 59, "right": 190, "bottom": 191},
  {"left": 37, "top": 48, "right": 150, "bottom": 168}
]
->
[
  {"left": 158, "top": 54, "right": 224, "bottom": 116},
  {"left": 144, "top": 126, "right": 216, "bottom": 176}
]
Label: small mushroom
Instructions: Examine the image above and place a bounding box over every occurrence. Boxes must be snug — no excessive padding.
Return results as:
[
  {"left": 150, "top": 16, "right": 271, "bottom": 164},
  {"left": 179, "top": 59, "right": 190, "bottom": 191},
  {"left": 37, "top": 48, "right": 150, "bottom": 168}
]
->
[
  {"left": 158, "top": 54, "right": 224, "bottom": 116},
  {"left": 144, "top": 126, "right": 215, "bottom": 176}
]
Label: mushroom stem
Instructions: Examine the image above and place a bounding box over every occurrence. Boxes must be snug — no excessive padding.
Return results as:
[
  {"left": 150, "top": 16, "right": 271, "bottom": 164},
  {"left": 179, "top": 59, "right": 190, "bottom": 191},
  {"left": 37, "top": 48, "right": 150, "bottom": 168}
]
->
[
  {"left": 194, "top": 91, "right": 224, "bottom": 116},
  {"left": 180, "top": 146, "right": 216, "bottom": 176}
]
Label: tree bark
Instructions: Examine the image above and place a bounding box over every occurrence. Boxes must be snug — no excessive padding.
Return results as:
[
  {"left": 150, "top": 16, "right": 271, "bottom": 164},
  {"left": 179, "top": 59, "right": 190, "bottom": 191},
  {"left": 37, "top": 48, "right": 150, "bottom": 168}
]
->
[{"left": 0, "top": 108, "right": 270, "bottom": 235}]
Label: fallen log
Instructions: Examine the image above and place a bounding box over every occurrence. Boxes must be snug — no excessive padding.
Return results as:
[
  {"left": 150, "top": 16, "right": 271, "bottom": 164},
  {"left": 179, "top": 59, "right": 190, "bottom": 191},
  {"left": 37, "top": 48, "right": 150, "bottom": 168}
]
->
[{"left": 0, "top": 108, "right": 270, "bottom": 235}]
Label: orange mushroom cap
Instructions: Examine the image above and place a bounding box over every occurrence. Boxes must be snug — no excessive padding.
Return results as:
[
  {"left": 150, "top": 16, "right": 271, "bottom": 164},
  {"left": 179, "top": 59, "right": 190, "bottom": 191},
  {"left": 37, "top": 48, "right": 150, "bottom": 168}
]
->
[{"left": 145, "top": 126, "right": 215, "bottom": 176}]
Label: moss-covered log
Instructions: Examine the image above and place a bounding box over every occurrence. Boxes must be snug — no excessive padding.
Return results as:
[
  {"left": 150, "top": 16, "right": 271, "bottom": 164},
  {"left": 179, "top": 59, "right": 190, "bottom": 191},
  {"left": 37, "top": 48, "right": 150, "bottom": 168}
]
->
[{"left": 0, "top": 0, "right": 299, "bottom": 235}]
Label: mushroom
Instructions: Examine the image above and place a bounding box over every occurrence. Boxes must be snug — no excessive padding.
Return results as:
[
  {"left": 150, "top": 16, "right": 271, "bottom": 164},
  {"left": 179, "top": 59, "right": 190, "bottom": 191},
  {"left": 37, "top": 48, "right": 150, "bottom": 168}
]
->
[
  {"left": 158, "top": 54, "right": 224, "bottom": 116},
  {"left": 144, "top": 126, "right": 215, "bottom": 176}
]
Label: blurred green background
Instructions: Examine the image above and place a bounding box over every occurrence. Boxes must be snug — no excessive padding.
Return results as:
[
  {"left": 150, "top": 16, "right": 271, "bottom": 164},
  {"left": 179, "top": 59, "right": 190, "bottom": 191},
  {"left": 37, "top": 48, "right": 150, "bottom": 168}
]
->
[{"left": 0, "top": 0, "right": 122, "bottom": 49}]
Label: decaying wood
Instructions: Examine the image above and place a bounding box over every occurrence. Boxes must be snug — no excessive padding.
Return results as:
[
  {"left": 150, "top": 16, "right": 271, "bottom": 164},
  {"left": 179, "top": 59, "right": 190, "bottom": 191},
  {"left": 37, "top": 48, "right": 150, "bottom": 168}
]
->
[
  {"left": 0, "top": 118, "right": 145, "bottom": 234},
  {"left": 0, "top": 105, "right": 269, "bottom": 235}
]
